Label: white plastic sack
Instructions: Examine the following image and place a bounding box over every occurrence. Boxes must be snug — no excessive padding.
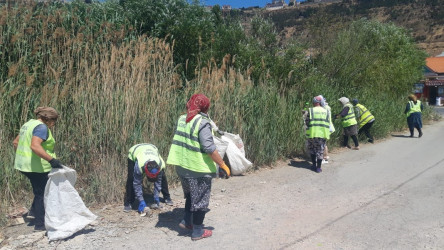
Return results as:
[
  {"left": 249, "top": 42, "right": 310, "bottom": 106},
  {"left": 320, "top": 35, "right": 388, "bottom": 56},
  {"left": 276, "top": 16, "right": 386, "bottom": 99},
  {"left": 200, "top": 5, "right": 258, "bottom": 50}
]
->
[
  {"left": 222, "top": 132, "right": 246, "bottom": 155},
  {"left": 221, "top": 133, "right": 253, "bottom": 175},
  {"left": 44, "top": 166, "right": 97, "bottom": 241},
  {"left": 213, "top": 135, "right": 229, "bottom": 159}
]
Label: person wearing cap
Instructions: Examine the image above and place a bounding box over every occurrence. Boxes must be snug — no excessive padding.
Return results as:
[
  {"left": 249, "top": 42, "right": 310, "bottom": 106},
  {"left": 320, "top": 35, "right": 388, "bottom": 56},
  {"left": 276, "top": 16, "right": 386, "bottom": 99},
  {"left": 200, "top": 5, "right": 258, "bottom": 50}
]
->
[
  {"left": 404, "top": 94, "right": 424, "bottom": 137},
  {"left": 124, "top": 143, "right": 173, "bottom": 213},
  {"left": 305, "top": 96, "right": 331, "bottom": 173},
  {"left": 167, "top": 93, "right": 230, "bottom": 241},
  {"left": 13, "top": 107, "right": 64, "bottom": 231},
  {"left": 352, "top": 99, "right": 375, "bottom": 143},
  {"left": 335, "top": 97, "right": 359, "bottom": 150}
]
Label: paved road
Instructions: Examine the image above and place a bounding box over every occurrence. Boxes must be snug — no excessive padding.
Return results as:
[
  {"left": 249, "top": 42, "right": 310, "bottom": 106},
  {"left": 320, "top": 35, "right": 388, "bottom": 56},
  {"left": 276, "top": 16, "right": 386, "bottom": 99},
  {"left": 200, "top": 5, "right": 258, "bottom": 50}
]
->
[{"left": 103, "top": 109, "right": 444, "bottom": 249}]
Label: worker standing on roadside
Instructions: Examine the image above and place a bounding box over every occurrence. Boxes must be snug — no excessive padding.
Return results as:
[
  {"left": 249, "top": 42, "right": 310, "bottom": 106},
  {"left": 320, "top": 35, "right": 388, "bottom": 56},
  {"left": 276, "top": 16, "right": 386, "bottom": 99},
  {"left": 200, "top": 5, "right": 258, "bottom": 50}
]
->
[
  {"left": 335, "top": 97, "right": 359, "bottom": 150},
  {"left": 404, "top": 94, "right": 424, "bottom": 138},
  {"left": 13, "top": 107, "right": 64, "bottom": 231},
  {"left": 352, "top": 99, "right": 375, "bottom": 143},
  {"left": 123, "top": 143, "right": 173, "bottom": 214},
  {"left": 167, "top": 93, "right": 230, "bottom": 241},
  {"left": 305, "top": 96, "right": 330, "bottom": 173}
]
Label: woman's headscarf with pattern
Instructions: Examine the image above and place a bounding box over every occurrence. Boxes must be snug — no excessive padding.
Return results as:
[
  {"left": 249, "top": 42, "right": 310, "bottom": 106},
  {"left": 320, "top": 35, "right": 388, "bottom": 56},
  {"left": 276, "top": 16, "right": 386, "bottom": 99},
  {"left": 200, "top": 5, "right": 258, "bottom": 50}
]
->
[{"left": 186, "top": 94, "right": 210, "bottom": 123}]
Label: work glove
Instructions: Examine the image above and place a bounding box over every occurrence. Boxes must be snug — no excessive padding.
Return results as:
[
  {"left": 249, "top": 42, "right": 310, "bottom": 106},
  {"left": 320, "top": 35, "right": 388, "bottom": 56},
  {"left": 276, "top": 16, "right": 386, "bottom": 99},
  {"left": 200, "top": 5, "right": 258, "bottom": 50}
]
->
[
  {"left": 219, "top": 162, "right": 231, "bottom": 179},
  {"left": 49, "top": 158, "right": 63, "bottom": 169},
  {"left": 138, "top": 200, "right": 147, "bottom": 213}
]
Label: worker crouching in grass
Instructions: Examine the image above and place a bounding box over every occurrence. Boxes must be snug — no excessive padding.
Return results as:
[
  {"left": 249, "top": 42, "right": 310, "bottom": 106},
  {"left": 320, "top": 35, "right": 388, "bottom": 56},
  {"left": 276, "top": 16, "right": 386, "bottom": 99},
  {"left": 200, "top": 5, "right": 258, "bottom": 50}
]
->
[
  {"left": 305, "top": 96, "right": 331, "bottom": 173},
  {"left": 167, "top": 94, "right": 230, "bottom": 241},
  {"left": 13, "top": 107, "right": 64, "bottom": 231},
  {"left": 352, "top": 99, "right": 375, "bottom": 143},
  {"left": 123, "top": 143, "right": 173, "bottom": 214}
]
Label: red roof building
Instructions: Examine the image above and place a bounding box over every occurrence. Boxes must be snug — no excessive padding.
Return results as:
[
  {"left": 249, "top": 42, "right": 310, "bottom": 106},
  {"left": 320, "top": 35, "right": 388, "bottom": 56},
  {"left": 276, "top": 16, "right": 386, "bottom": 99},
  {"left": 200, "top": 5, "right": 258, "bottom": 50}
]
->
[{"left": 416, "top": 55, "right": 444, "bottom": 105}]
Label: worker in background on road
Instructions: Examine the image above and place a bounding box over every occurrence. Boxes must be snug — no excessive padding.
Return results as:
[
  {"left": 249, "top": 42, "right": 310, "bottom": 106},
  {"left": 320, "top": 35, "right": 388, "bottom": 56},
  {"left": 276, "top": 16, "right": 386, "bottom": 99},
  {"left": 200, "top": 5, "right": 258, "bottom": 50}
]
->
[
  {"left": 123, "top": 143, "right": 173, "bottom": 214},
  {"left": 352, "top": 99, "right": 375, "bottom": 143},
  {"left": 404, "top": 94, "right": 424, "bottom": 138},
  {"left": 305, "top": 96, "right": 330, "bottom": 173},
  {"left": 319, "top": 95, "right": 334, "bottom": 164},
  {"left": 13, "top": 107, "right": 64, "bottom": 231},
  {"left": 167, "top": 93, "right": 230, "bottom": 241},
  {"left": 335, "top": 97, "right": 360, "bottom": 150}
]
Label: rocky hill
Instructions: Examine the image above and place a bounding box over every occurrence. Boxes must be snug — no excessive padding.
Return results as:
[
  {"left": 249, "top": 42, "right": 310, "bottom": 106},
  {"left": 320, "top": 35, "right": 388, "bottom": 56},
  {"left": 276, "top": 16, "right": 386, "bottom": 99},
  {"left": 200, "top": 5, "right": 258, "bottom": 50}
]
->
[{"left": 256, "top": 0, "right": 443, "bottom": 56}]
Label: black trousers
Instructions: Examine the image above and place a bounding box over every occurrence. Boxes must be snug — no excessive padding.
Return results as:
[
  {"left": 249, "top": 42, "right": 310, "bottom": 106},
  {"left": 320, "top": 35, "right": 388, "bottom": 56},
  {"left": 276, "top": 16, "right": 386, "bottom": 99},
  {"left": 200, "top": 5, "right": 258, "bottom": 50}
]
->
[
  {"left": 358, "top": 121, "right": 374, "bottom": 141},
  {"left": 184, "top": 193, "right": 206, "bottom": 226},
  {"left": 124, "top": 159, "right": 136, "bottom": 206},
  {"left": 21, "top": 171, "right": 49, "bottom": 227},
  {"left": 124, "top": 159, "right": 171, "bottom": 206}
]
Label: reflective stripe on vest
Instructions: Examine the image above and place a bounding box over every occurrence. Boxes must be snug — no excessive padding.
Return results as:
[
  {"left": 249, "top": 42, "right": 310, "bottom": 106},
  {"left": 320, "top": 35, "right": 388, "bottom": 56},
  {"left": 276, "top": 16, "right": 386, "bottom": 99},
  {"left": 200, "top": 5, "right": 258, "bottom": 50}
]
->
[
  {"left": 355, "top": 104, "right": 375, "bottom": 128},
  {"left": 167, "top": 114, "right": 217, "bottom": 173},
  {"left": 341, "top": 103, "right": 357, "bottom": 127},
  {"left": 306, "top": 107, "right": 330, "bottom": 139},
  {"left": 406, "top": 100, "right": 421, "bottom": 117},
  {"left": 128, "top": 143, "right": 165, "bottom": 172},
  {"left": 14, "top": 119, "right": 56, "bottom": 173}
]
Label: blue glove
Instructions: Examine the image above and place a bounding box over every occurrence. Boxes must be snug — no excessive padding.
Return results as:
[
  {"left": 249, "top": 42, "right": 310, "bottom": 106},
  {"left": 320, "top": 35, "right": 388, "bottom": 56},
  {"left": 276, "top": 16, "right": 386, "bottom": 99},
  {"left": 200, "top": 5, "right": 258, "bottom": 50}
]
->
[{"left": 138, "top": 200, "right": 146, "bottom": 213}]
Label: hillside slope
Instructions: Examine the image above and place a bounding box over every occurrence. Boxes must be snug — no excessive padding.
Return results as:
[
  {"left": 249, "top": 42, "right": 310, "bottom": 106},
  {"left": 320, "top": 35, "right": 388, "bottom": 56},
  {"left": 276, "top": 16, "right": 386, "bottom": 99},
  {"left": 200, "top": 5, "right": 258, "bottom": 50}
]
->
[{"left": 261, "top": 0, "right": 444, "bottom": 56}]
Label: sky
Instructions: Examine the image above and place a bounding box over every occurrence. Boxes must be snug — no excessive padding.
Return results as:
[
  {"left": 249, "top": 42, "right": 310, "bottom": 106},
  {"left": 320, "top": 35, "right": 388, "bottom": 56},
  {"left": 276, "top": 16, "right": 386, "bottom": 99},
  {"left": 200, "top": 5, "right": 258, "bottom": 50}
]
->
[{"left": 199, "top": 0, "right": 305, "bottom": 9}]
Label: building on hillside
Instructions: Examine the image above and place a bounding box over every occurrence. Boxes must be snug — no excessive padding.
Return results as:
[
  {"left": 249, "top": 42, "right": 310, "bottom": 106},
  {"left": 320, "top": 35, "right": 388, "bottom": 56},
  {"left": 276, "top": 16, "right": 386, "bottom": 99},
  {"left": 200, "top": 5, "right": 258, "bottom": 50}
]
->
[
  {"left": 415, "top": 54, "right": 444, "bottom": 105},
  {"left": 265, "top": 0, "right": 287, "bottom": 10},
  {"left": 222, "top": 5, "right": 231, "bottom": 11}
]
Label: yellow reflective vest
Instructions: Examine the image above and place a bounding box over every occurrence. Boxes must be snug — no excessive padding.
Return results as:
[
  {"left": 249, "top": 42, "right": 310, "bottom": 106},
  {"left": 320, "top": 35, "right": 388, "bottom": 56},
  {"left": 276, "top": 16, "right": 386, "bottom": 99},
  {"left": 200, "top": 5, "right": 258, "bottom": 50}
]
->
[
  {"left": 167, "top": 114, "right": 216, "bottom": 173},
  {"left": 306, "top": 106, "right": 330, "bottom": 140},
  {"left": 406, "top": 100, "right": 422, "bottom": 117},
  {"left": 14, "top": 119, "right": 56, "bottom": 173},
  {"left": 128, "top": 143, "right": 165, "bottom": 172},
  {"left": 355, "top": 103, "right": 375, "bottom": 128}
]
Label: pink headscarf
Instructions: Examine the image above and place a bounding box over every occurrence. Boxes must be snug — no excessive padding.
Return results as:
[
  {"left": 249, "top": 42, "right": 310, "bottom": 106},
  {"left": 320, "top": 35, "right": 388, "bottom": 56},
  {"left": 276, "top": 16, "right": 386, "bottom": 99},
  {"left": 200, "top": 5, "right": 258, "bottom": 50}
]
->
[{"left": 186, "top": 94, "right": 210, "bottom": 123}]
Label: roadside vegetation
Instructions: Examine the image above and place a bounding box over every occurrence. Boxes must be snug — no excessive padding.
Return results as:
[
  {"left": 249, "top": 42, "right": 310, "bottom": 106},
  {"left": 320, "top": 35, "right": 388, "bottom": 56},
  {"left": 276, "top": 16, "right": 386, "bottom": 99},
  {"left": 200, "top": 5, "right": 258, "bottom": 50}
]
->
[{"left": 0, "top": 0, "right": 428, "bottom": 225}]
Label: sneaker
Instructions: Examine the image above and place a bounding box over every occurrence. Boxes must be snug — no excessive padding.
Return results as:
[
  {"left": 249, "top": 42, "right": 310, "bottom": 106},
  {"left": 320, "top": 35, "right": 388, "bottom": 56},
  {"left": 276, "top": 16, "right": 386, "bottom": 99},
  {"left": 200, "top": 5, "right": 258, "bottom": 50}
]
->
[
  {"left": 191, "top": 229, "right": 212, "bottom": 241},
  {"left": 419, "top": 132, "right": 423, "bottom": 138},
  {"left": 343, "top": 145, "right": 351, "bottom": 149},
  {"left": 150, "top": 203, "right": 161, "bottom": 209},
  {"left": 34, "top": 225, "right": 46, "bottom": 231},
  {"left": 316, "top": 168, "right": 322, "bottom": 173},
  {"left": 352, "top": 146, "right": 360, "bottom": 150},
  {"left": 123, "top": 205, "right": 132, "bottom": 213},
  {"left": 368, "top": 139, "right": 374, "bottom": 143},
  {"left": 322, "top": 159, "right": 328, "bottom": 164},
  {"left": 26, "top": 210, "right": 35, "bottom": 220},
  {"left": 179, "top": 220, "right": 193, "bottom": 230},
  {"left": 165, "top": 198, "right": 174, "bottom": 206}
]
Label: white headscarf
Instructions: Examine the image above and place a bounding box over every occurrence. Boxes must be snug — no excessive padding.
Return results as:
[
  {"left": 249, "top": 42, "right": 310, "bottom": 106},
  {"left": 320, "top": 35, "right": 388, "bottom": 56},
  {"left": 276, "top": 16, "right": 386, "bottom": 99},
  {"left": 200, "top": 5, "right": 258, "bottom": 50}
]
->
[{"left": 338, "top": 97, "right": 349, "bottom": 106}]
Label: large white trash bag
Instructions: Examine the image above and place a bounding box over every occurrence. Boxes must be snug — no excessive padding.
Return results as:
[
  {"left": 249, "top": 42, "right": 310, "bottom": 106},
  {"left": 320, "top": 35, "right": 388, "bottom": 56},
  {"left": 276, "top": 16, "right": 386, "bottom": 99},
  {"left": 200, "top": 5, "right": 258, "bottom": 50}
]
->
[
  {"left": 213, "top": 136, "right": 229, "bottom": 159},
  {"left": 44, "top": 166, "right": 97, "bottom": 241},
  {"left": 221, "top": 133, "right": 253, "bottom": 175}
]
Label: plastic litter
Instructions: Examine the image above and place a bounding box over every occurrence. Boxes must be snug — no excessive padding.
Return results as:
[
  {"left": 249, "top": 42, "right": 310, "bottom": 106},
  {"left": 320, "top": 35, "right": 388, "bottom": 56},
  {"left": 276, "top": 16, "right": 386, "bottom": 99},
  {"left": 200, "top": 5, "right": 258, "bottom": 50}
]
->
[{"left": 44, "top": 166, "right": 97, "bottom": 241}]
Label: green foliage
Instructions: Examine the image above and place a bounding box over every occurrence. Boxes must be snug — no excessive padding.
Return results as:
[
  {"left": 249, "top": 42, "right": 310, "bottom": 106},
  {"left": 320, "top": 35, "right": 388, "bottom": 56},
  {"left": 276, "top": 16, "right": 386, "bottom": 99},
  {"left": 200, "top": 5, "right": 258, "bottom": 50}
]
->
[{"left": 316, "top": 19, "right": 427, "bottom": 137}]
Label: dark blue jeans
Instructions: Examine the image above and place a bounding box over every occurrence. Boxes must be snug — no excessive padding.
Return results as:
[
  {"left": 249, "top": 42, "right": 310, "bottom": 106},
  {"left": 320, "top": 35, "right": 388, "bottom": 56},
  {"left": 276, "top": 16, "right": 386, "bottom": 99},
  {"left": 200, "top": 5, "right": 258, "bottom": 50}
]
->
[{"left": 21, "top": 171, "right": 49, "bottom": 227}]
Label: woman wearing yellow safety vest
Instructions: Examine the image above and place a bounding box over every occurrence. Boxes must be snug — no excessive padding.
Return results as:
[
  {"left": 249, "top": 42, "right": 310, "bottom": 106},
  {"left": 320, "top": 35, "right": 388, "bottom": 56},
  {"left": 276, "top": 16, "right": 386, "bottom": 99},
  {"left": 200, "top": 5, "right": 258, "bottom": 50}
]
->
[
  {"left": 305, "top": 96, "right": 331, "bottom": 173},
  {"left": 352, "top": 99, "right": 375, "bottom": 143},
  {"left": 123, "top": 143, "right": 173, "bottom": 214},
  {"left": 167, "top": 94, "right": 230, "bottom": 241},
  {"left": 404, "top": 94, "right": 423, "bottom": 138},
  {"left": 335, "top": 97, "right": 360, "bottom": 150},
  {"left": 13, "top": 107, "right": 64, "bottom": 231}
]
